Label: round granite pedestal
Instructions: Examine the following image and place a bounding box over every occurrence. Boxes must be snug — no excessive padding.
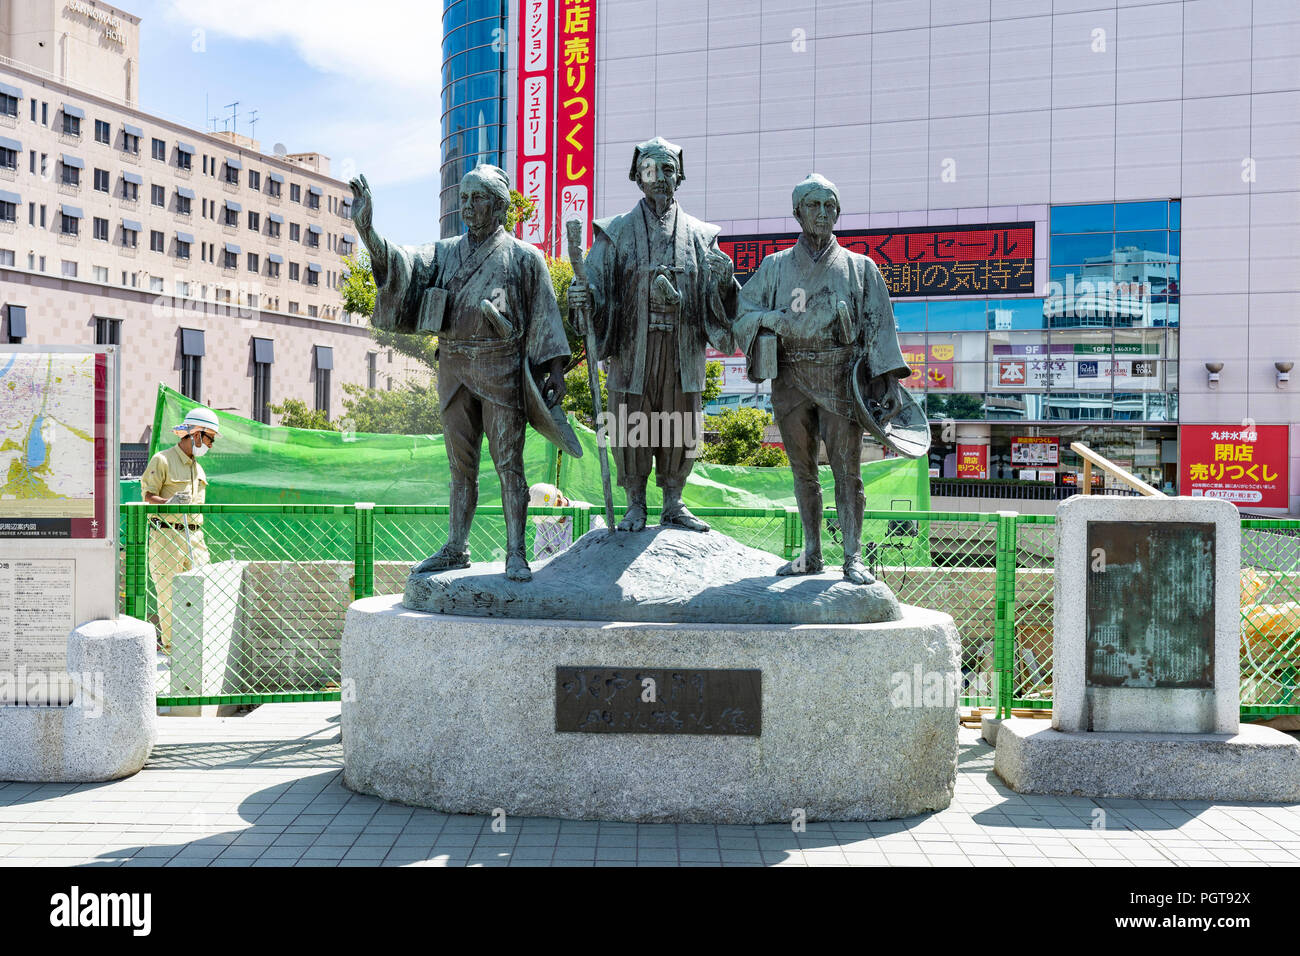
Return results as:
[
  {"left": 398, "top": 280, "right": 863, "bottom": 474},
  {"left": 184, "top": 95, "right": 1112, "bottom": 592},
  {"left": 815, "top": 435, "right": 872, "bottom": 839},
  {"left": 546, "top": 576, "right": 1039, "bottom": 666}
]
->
[{"left": 341, "top": 596, "right": 960, "bottom": 823}]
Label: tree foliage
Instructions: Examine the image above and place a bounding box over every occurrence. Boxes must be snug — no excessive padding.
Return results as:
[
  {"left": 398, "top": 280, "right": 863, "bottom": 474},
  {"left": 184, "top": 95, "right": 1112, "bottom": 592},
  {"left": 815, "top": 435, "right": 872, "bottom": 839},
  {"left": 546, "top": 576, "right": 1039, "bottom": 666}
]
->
[
  {"left": 699, "top": 406, "right": 788, "bottom": 466},
  {"left": 267, "top": 398, "right": 336, "bottom": 431},
  {"left": 338, "top": 381, "right": 442, "bottom": 435}
]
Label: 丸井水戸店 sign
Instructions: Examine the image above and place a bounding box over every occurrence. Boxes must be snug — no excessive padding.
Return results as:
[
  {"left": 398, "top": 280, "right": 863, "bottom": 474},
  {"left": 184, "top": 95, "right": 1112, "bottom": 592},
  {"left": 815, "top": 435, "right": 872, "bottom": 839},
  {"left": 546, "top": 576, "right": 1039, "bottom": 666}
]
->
[{"left": 1178, "top": 424, "right": 1289, "bottom": 508}]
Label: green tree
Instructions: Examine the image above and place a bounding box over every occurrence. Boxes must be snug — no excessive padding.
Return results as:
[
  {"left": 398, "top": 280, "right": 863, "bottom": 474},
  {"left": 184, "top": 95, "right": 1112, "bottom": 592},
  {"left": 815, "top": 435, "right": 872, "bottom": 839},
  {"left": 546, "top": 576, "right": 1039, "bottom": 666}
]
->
[
  {"left": 702, "top": 360, "right": 723, "bottom": 403},
  {"left": 339, "top": 381, "right": 442, "bottom": 435},
  {"left": 507, "top": 190, "right": 537, "bottom": 233},
  {"left": 699, "top": 407, "right": 784, "bottom": 465},
  {"left": 267, "top": 398, "right": 337, "bottom": 431},
  {"left": 561, "top": 361, "right": 607, "bottom": 428}
]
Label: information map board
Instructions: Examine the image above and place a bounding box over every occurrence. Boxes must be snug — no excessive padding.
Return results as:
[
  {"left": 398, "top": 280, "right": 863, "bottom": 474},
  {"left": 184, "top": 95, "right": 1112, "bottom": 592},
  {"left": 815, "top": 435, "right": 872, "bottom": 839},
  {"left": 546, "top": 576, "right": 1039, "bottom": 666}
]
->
[{"left": 0, "top": 347, "right": 118, "bottom": 704}]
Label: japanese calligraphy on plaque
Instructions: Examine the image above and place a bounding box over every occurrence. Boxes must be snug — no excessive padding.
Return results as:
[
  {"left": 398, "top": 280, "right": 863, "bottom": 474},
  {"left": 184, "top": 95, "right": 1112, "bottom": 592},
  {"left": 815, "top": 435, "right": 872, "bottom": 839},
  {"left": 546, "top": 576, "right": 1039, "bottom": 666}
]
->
[
  {"left": 555, "top": 667, "right": 761, "bottom": 735},
  {"left": 720, "top": 221, "right": 1034, "bottom": 297},
  {"left": 1085, "top": 522, "right": 1215, "bottom": 689}
]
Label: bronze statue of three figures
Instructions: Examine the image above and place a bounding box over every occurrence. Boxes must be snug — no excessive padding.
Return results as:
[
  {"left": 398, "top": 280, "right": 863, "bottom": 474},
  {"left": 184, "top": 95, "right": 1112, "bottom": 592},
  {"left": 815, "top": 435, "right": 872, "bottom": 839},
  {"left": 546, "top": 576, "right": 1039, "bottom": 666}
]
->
[{"left": 350, "top": 136, "right": 929, "bottom": 587}]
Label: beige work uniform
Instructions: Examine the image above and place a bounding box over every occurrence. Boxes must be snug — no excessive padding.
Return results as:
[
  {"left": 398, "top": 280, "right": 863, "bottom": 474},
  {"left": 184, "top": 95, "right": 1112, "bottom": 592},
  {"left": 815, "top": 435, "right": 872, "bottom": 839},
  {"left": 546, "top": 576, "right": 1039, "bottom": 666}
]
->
[{"left": 140, "top": 444, "right": 209, "bottom": 650}]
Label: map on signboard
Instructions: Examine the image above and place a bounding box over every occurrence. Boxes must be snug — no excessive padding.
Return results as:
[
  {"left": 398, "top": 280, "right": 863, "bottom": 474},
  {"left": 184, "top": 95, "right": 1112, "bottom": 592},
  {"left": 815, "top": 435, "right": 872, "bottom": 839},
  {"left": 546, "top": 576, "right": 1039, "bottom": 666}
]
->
[{"left": 0, "top": 353, "right": 97, "bottom": 518}]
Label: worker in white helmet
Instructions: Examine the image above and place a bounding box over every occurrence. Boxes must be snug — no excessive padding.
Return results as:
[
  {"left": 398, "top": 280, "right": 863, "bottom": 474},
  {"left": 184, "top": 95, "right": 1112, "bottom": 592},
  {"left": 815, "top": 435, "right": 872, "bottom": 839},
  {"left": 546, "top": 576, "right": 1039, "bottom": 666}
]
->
[{"left": 140, "top": 407, "right": 220, "bottom": 653}]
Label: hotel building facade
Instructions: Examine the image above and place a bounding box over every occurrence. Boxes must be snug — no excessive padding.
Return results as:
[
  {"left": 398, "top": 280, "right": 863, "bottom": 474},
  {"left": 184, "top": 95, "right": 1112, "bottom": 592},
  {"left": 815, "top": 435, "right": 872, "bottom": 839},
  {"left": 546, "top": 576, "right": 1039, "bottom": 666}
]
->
[{"left": 1, "top": 0, "right": 425, "bottom": 446}]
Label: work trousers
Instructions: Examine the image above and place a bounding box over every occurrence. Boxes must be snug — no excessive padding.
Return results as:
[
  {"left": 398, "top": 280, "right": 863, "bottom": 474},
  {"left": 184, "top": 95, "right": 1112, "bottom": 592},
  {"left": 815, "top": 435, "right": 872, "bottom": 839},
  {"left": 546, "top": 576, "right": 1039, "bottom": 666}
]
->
[{"left": 148, "top": 525, "right": 209, "bottom": 651}]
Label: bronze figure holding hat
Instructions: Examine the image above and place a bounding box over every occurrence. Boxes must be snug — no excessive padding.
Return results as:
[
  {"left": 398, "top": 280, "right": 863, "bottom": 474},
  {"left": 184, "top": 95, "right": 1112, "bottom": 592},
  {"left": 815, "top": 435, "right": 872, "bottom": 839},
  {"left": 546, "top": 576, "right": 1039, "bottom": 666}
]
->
[
  {"left": 349, "top": 164, "right": 571, "bottom": 582},
  {"left": 733, "top": 173, "right": 929, "bottom": 585}
]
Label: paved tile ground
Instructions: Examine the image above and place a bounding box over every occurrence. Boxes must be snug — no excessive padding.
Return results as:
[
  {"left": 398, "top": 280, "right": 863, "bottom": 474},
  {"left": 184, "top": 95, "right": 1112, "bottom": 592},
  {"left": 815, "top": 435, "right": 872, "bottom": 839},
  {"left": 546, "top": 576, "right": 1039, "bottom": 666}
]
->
[{"left": 2, "top": 703, "right": 1298, "bottom": 867}]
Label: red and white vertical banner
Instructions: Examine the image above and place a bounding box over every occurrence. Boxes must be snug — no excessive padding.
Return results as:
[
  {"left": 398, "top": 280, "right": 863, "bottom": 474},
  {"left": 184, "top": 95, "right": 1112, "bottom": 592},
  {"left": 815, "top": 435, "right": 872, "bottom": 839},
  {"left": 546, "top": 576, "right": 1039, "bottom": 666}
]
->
[
  {"left": 554, "top": 0, "right": 596, "bottom": 254},
  {"left": 514, "top": 0, "right": 553, "bottom": 249}
]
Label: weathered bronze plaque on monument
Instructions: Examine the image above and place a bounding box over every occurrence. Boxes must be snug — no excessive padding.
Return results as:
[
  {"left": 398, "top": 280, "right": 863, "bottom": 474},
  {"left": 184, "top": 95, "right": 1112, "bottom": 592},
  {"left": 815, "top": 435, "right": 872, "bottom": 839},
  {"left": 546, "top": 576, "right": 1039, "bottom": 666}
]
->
[
  {"left": 555, "top": 667, "right": 761, "bottom": 735},
  {"left": 1085, "top": 521, "right": 1215, "bottom": 689}
]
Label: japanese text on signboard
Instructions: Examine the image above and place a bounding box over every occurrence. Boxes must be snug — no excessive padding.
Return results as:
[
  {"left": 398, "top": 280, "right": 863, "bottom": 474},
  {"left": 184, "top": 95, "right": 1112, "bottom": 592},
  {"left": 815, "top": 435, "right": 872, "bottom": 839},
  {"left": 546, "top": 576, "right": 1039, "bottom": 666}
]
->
[
  {"left": 721, "top": 222, "right": 1035, "bottom": 297},
  {"left": 514, "top": 0, "right": 554, "bottom": 249},
  {"left": 1179, "top": 425, "right": 1289, "bottom": 508}
]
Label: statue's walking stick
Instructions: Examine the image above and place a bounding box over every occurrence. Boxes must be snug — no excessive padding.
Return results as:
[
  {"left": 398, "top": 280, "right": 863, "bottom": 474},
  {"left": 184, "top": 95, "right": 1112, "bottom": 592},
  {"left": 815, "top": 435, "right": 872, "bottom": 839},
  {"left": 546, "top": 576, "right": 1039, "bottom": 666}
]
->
[{"left": 566, "top": 219, "right": 617, "bottom": 535}]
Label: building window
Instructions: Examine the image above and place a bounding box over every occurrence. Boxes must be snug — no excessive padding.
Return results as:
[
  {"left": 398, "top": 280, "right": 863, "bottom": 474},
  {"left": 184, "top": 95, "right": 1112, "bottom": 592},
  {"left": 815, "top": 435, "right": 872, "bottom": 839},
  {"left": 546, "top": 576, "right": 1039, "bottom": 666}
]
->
[
  {"left": 61, "top": 260, "right": 77, "bottom": 278},
  {"left": 290, "top": 183, "right": 301, "bottom": 203},
  {"left": 0, "top": 200, "right": 14, "bottom": 223},
  {"left": 289, "top": 222, "right": 300, "bottom": 242},
  {"left": 150, "top": 276, "right": 164, "bottom": 292},
  {"left": 176, "top": 149, "right": 191, "bottom": 171},
  {"left": 122, "top": 224, "right": 138, "bottom": 248},
  {"left": 122, "top": 132, "right": 139, "bottom": 154},
  {"left": 306, "top": 190, "right": 320, "bottom": 210},
  {"left": 0, "top": 147, "right": 15, "bottom": 170},
  {"left": 252, "top": 339, "right": 274, "bottom": 424},
  {"left": 152, "top": 138, "right": 166, "bottom": 161},
  {"left": 176, "top": 280, "right": 190, "bottom": 297},
  {"left": 249, "top": 170, "right": 260, "bottom": 191},
  {"left": 225, "top": 163, "right": 239, "bottom": 185},
  {"left": 306, "top": 228, "right": 320, "bottom": 249},
  {"left": 93, "top": 217, "right": 108, "bottom": 241},
  {"left": 306, "top": 267, "right": 319, "bottom": 286},
  {"left": 150, "top": 230, "right": 164, "bottom": 253},
  {"left": 151, "top": 184, "right": 165, "bottom": 207},
  {"left": 267, "top": 259, "right": 281, "bottom": 278},
  {"left": 60, "top": 213, "right": 79, "bottom": 235},
  {"left": 268, "top": 178, "right": 281, "bottom": 198},
  {"left": 61, "top": 163, "right": 80, "bottom": 187},
  {"left": 93, "top": 265, "right": 108, "bottom": 282},
  {"left": 289, "top": 262, "right": 300, "bottom": 281},
  {"left": 248, "top": 211, "right": 260, "bottom": 232},
  {"left": 314, "top": 346, "right": 332, "bottom": 416},
  {"left": 307, "top": 304, "right": 318, "bottom": 317},
  {"left": 267, "top": 218, "right": 281, "bottom": 238},
  {"left": 93, "top": 168, "right": 109, "bottom": 192},
  {"left": 222, "top": 249, "right": 238, "bottom": 269},
  {"left": 223, "top": 205, "right": 239, "bottom": 227},
  {"left": 94, "top": 317, "right": 121, "bottom": 345},
  {"left": 122, "top": 179, "right": 139, "bottom": 201},
  {"left": 6, "top": 304, "right": 26, "bottom": 343},
  {"left": 367, "top": 351, "right": 377, "bottom": 390},
  {"left": 94, "top": 119, "right": 110, "bottom": 144},
  {"left": 176, "top": 238, "right": 191, "bottom": 260},
  {"left": 176, "top": 194, "right": 191, "bottom": 216},
  {"left": 0, "top": 93, "right": 17, "bottom": 117},
  {"left": 61, "top": 114, "right": 80, "bottom": 137},
  {"left": 247, "top": 252, "right": 259, "bottom": 272},
  {"left": 289, "top": 301, "right": 299, "bottom": 314},
  {"left": 180, "top": 328, "right": 204, "bottom": 400}
]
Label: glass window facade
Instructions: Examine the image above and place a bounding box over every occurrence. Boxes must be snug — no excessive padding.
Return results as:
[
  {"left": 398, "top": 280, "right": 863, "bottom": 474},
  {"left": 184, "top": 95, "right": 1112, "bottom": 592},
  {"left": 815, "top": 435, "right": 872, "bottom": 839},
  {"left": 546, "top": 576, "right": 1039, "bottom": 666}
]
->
[
  {"left": 902, "top": 201, "right": 1181, "bottom": 424},
  {"left": 439, "top": 0, "right": 508, "bottom": 237},
  {"left": 900, "top": 200, "right": 1183, "bottom": 491}
]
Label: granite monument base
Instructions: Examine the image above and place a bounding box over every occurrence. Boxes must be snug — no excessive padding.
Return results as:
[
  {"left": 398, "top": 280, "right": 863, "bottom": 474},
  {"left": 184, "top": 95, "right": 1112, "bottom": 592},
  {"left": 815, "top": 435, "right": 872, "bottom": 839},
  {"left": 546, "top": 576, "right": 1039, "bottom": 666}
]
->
[
  {"left": 994, "top": 717, "right": 1300, "bottom": 801},
  {"left": 341, "top": 596, "right": 961, "bottom": 823},
  {"left": 0, "top": 616, "right": 157, "bottom": 783}
]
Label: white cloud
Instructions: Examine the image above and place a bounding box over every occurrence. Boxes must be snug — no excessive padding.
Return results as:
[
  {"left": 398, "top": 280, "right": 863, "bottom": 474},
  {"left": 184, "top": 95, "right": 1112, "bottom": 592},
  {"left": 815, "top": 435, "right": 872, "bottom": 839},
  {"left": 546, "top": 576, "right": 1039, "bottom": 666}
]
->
[
  {"left": 160, "top": 0, "right": 446, "bottom": 187},
  {"left": 163, "top": 0, "right": 441, "bottom": 92}
]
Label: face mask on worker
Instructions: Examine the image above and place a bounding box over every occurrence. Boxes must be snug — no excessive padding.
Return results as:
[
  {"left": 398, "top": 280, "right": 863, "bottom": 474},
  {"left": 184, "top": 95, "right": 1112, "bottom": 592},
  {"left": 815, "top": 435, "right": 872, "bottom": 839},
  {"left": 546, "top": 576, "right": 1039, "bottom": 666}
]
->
[{"left": 191, "top": 433, "right": 209, "bottom": 458}]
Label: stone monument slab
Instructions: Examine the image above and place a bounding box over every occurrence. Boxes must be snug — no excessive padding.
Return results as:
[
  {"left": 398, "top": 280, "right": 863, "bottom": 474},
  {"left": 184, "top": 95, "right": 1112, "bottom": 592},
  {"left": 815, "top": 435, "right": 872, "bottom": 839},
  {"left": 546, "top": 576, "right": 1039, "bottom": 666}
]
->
[{"left": 1054, "top": 495, "right": 1240, "bottom": 735}]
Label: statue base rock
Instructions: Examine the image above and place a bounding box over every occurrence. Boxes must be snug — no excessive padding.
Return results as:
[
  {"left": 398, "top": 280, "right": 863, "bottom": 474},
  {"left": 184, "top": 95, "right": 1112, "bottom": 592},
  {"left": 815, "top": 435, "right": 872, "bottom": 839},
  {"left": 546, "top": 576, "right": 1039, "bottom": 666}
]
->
[
  {"left": 341, "top": 597, "right": 960, "bottom": 823},
  {"left": 403, "top": 525, "right": 902, "bottom": 624}
]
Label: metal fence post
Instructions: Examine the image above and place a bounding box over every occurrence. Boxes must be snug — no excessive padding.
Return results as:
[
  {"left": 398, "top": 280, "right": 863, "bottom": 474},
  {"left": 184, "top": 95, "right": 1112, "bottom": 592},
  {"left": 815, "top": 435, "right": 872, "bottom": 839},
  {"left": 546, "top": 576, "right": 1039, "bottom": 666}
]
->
[
  {"left": 783, "top": 506, "right": 802, "bottom": 560},
  {"left": 354, "top": 503, "right": 375, "bottom": 601},
  {"left": 122, "top": 502, "right": 149, "bottom": 621},
  {"left": 574, "top": 503, "right": 591, "bottom": 539},
  {"left": 993, "top": 510, "right": 1020, "bottom": 719}
]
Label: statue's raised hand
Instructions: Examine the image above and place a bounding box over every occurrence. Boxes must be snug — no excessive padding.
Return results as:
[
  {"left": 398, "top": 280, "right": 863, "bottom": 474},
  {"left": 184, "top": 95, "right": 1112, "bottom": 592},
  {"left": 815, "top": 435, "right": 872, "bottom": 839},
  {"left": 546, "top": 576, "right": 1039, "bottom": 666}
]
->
[{"left": 349, "top": 174, "right": 374, "bottom": 236}]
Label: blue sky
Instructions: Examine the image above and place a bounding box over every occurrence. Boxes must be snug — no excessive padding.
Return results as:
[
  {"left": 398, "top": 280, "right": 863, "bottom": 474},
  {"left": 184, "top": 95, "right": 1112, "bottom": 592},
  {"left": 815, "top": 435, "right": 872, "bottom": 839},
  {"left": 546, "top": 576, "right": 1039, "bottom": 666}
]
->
[{"left": 131, "top": 0, "right": 444, "bottom": 246}]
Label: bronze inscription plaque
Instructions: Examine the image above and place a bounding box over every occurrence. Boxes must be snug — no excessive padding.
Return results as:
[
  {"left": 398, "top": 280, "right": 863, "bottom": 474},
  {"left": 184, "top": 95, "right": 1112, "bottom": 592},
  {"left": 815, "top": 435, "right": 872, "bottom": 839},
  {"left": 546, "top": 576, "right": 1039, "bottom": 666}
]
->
[
  {"left": 1085, "top": 521, "right": 1216, "bottom": 689},
  {"left": 555, "top": 667, "right": 761, "bottom": 735}
]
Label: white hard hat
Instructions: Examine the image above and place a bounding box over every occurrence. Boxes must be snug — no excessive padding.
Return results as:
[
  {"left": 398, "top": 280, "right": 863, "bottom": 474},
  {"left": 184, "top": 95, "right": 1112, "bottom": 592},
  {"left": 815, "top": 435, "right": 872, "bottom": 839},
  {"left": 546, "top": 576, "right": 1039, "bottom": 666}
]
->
[{"left": 176, "top": 406, "right": 220, "bottom": 435}]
